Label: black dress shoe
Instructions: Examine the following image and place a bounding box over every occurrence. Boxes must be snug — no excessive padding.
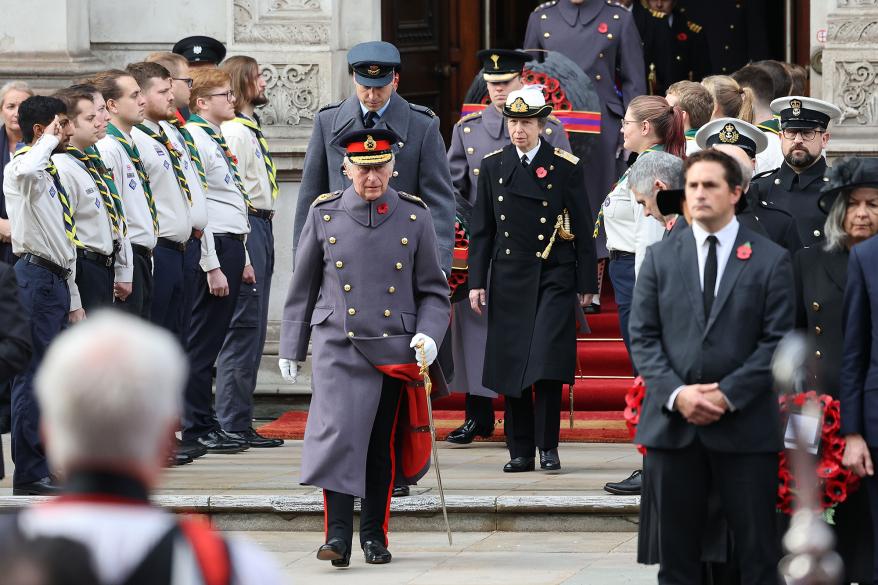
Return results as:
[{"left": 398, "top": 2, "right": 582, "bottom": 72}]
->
[
  {"left": 167, "top": 451, "right": 193, "bottom": 467},
  {"left": 392, "top": 485, "right": 410, "bottom": 497},
  {"left": 362, "top": 540, "right": 392, "bottom": 564},
  {"left": 317, "top": 537, "right": 350, "bottom": 568},
  {"left": 193, "top": 430, "right": 249, "bottom": 454},
  {"left": 584, "top": 303, "right": 601, "bottom": 314},
  {"left": 503, "top": 457, "right": 535, "bottom": 472},
  {"left": 13, "top": 476, "right": 63, "bottom": 496},
  {"left": 176, "top": 439, "right": 207, "bottom": 460},
  {"left": 604, "top": 469, "right": 642, "bottom": 495},
  {"left": 445, "top": 419, "right": 494, "bottom": 445},
  {"left": 539, "top": 448, "right": 561, "bottom": 471},
  {"left": 223, "top": 428, "right": 284, "bottom": 448}
]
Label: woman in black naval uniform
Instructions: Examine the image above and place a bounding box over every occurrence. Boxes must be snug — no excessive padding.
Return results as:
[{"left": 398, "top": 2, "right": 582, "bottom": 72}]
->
[
  {"left": 794, "top": 157, "right": 878, "bottom": 584},
  {"left": 468, "top": 87, "right": 598, "bottom": 473}
]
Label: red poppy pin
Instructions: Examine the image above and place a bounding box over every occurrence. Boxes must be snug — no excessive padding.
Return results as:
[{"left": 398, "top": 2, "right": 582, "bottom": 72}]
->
[
  {"left": 598, "top": 22, "right": 608, "bottom": 34},
  {"left": 677, "top": 32, "right": 688, "bottom": 42},
  {"left": 666, "top": 217, "right": 676, "bottom": 231},
  {"left": 536, "top": 166, "right": 548, "bottom": 178},
  {"left": 377, "top": 202, "right": 389, "bottom": 215},
  {"left": 736, "top": 242, "right": 752, "bottom": 260}
]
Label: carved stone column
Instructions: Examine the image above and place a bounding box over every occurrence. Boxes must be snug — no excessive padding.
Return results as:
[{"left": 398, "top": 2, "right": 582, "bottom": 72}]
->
[{"left": 823, "top": 0, "right": 878, "bottom": 157}]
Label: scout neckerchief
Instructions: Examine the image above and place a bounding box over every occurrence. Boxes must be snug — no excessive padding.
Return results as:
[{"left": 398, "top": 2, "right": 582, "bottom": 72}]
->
[
  {"left": 169, "top": 118, "right": 208, "bottom": 191},
  {"left": 66, "top": 146, "right": 123, "bottom": 238},
  {"left": 14, "top": 145, "right": 82, "bottom": 247},
  {"left": 232, "top": 111, "right": 278, "bottom": 201},
  {"left": 106, "top": 123, "right": 160, "bottom": 236},
  {"left": 593, "top": 144, "right": 664, "bottom": 238},
  {"left": 187, "top": 114, "right": 253, "bottom": 209},
  {"left": 757, "top": 117, "right": 781, "bottom": 136},
  {"left": 135, "top": 122, "right": 193, "bottom": 205},
  {"left": 84, "top": 145, "right": 127, "bottom": 236},
  {"left": 684, "top": 128, "right": 698, "bottom": 141}
]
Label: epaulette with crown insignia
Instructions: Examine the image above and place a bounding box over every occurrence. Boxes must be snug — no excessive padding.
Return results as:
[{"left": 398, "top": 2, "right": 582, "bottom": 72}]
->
[
  {"left": 399, "top": 191, "right": 428, "bottom": 208},
  {"left": 554, "top": 147, "right": 580, "bottom": 165},
  {"left": 687, "top": 21, "right": 703, "bottom": 33},
  {"left": 650, "top": 8, "right": 667, "bottom": 18},
  {"left": 311, "top": 191, "right": 342, "bottom": 206},
  {"left": 483, "top": 148, "right": 503, "bottom": 159},
  {"left": 410, "top": 103, "right": 436, "bottom": 118},
  {"left": 456, "top": 111, "right": 482, "bottom": 125},
  {"left": 318, "top": 100, "right": 344, "bottom": 113},
  {"left": 533, "top": 0, "right": 557, "bottom": 13}
]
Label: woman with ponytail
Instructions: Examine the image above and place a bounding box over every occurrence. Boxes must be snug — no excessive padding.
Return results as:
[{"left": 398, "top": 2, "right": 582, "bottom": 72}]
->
[{"left": 702, "top": 75, "right": 755, "bottom": 123}]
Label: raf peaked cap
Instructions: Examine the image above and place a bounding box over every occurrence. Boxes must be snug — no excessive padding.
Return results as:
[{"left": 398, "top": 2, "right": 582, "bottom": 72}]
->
[
  {"left": 770, "top": 96, "right": 842, "bottom": 130},
  {"left": 348, "top": 41, "right": 401, "bottom": 87},
  {"left": 339, "top": 128, "right": 400, "bottom": 166},
  {"left": 818, "top": 156, "right": 878, "bottom": 213},
  {"left": 172, "top": 35, "right": 226, "bottom": 65},
  {"left": 476, "top": 49, "right": 533, "bottom": 83},
  {"left": 696, "top": 117, "right": 768, "bottom": 158},
  {"left": 503, "top": 86, "right": 552, "bottom": 119}
]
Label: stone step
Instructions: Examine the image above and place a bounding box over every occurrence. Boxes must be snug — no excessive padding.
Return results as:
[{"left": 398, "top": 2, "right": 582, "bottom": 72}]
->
[{"left": 1, "top": 494, "right": 640, "bottom": 533}]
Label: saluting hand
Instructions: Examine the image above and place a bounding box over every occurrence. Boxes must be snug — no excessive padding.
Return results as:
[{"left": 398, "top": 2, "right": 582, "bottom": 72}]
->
[{"left": 469, "top": 288, "right": 487, "bottom": 315}]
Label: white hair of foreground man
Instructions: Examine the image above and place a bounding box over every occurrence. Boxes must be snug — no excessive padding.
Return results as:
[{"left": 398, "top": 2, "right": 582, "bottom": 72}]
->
[{"left": 35, "top": 311, "right": 187, "bottom": 470}]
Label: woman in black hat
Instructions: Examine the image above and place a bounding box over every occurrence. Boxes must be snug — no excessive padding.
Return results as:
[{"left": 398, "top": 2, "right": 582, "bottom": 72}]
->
[{"left": 794, "top": 156, "right": 878, "bottom": 584}]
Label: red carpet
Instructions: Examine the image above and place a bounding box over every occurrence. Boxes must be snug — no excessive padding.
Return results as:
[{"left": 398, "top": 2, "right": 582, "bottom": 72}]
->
[{"left": 257, "top": 410, "right": 630, "bottom": 443}]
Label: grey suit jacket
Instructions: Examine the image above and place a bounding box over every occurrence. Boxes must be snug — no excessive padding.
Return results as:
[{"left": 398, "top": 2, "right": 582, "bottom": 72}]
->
[
  {"left": 630, "top": 223, "right": 795, "bottom": 453},
  {"left": 293, "top": 92, "right": 455, "bottom": 273}
]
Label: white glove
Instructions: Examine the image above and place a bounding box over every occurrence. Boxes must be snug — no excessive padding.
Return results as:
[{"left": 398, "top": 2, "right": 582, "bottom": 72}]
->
[
  {"left": 278, "top": 358, "right": 300, "bottom": 384},
  {"left": 410, "top": 333, "right": 438, "bottom": 366}
]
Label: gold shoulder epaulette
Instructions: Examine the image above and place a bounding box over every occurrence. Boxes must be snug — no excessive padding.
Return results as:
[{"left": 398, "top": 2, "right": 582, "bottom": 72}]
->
[
  {"left": 456, "top": 111, "right": 482, "bottom": 125},
  {"left": 687, "top": 21, "right": 702, "bottom": 33},
  {"left": 650, "top": 8, "right": 667, "bottom": 18},
  {"left": 554, "top": 147, "right": 580, "bottom": 165},
  {"left": 311, "top": 191, "right": 342, "bottom": 206},
  {"left": 533, "top": 0, "right": 557, "bottom": 13},
  {"left": 547, "top": 114, "right": 560, "bottom": 123},
  {"left": 483, "top": 148, "right": 503, "bottom": 159},
  {"left": 398, "top": 191, "right": 428, "bottom": 208}
]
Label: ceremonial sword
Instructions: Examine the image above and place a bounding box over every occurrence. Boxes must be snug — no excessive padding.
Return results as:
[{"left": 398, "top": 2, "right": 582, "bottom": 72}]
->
[{"left": 417, "top": 342, "right": 453, "bottom": 546}]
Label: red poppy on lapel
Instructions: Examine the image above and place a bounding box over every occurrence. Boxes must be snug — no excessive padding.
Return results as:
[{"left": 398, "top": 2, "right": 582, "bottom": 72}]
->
[
  {"left": 535, "top": 166, "right": 547, "bottom": 178},
  {"left": 677, "top": 32, "right": 688, "bottom": 42},
  {"left": 598, "top": 22, "right": 608, "bottom": 33},
  {"left": 736, "top": 242, "right": 752, "bottom": 260},
  {"left": 377, "top": 203, "right": 389, "bottom": 215},
  {"left": 665, "top": 217, "right": 677, "bottom": 231}
]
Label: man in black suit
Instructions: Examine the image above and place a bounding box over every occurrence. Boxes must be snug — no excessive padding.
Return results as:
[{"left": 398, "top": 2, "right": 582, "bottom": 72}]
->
[{"left": 630, "top": 149, "right": 795, "bottom": 584}]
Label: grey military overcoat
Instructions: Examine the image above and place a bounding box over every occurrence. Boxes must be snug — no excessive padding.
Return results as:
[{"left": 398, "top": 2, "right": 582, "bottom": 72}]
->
[
  {"left": 280, "top": 186, "right": 451, "bottom": 498},
  {"left": 293, "top": 92, "right": 455, "bottom": 273}
]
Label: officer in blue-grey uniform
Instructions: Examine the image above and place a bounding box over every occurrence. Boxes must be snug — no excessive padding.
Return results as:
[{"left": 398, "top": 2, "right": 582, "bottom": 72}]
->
[
  {"left": 293, "top": 41, "right": 455, "bottom": 274},
  {"left": 748, "top": 96, "right": 843, "bottom": 248},
  {"left": 524, "top": 0, "right": 646, "bottom": 220},
  {"left": 444, "top": 49, "right": 571, "bottom": 446}
]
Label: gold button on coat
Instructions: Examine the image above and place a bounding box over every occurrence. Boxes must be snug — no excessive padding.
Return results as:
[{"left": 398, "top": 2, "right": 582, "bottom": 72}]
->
[
  {"left": 542, "top": 201, "right": 548, "bottom": 207},
  {"left": 538, "top": 235, "right": 544, "bottom": 241},
  {"left": 467, "top": 147, "right": 474, "bottom": 154},
  {"left": 463, "top": 127, "right": 471, "bottom": 133},
  {"left": 544, "top": 32, "right": 551, "bottom": 38},
  {"left": 812, "top": 302, "right": 820, "bottom": 312},
  {"left": 384, "top": 309, "right": 391, "bottom": 317},
  {"left": 344, "top": 284, "right": 351, "bottom": 292},
  {"left": 473, "top": 168, "right": 480, "bottom": 176},
  {"left": 388, "top": 286, "right": 396, "bottom": 293},
  {"left": 395, "top": 262, "right": 403, "bottom": 270},
  {"left": 607, "top": 33, "right": 613, "bottom": 39},
  {"left": 392, "top": 170, "right": 399, "bottom": 177},
  {"left": 401, "top": 237, "right": 408, "bottom": 245},
  {"left": 540, "top": 217, "right": 547, "bottom": 223},
  {"left": 815, "top": 350, "right": 822, "bottom": 359},
  {"left": 323, "top": 214, "right": 331, "bottom": 221},
  {"left": 813, "top": 229, "right": 821, "bottom": 237},
  {"left": 498, "top": 196, "right": 504, "bottom": 202},
  {"left": 348, "top": 331, "right": 354, "bottom": 337},
  {"left": 815, "top": 326, "right": 822, "bottom": 335},
  {"left": 329, "top": 237, "right": 337, "bottom": 244},
  {"left": 505, "top": 249, "right": 511, "bottom": 255},
  {"left": 500, "top": 214, "right": 506, "bottom": 220},
  {"left": 336, "top": 261, "right": 344, "bottom": 269},
  {"left": 410, "top": 214, "right": 417, "bottom": 221},
  {"left": 546, "top": 128, "right": 553, "bottom": 135},
  {"left": 348, "top": 308, "right": 356, "bottom": 315}
]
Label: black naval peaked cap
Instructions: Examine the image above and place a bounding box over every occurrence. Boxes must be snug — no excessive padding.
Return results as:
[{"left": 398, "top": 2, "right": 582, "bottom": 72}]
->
[
  {"left": 770, "top": 96, "right": 842, "bottom": 130},
  {"left": 172, "top": 36, "right": 227, "bottom": 65},
  {"left": 476, "top": 49, "right": 533, "bottom": 82},
  {"left": 695, "top": 118, "right": 768, "bottom": 158},
  {"left": 339, "top": 128, "right": 400, "bottom": 166},
  {"left": 818, "top": 156, "right": 878, "bottom": 213},
  {"left": 348, "top": 41, "right": 401, "bottom": 87}
]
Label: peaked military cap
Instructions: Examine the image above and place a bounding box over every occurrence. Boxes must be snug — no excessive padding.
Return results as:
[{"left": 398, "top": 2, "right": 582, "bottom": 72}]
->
[
  {"left": 503, "top": 86, "right": 552, "bottom": 119},
  {"left": 696, "top": 117, "right": 768, "bottom": 158},
  {"left": 770, "top": 96, "right": 842, "bottom": 130},
  {"left": 339, "top": 128, "right": 399, "bottom": 166},
  {"left": 476, "top": 49, "right": 533, "bottom": 83},
  {"left": 172, "top": 36, "right": 226, "bottom": 65},
  {"left": 348, "top": 41, "right": 401, "bottom": 87},
  {"left": 818, "top": 156, "right": 878, "bottom": 213}
]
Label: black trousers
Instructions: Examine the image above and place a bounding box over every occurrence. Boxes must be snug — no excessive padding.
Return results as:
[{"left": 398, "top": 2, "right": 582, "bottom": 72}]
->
[
  {"left": 646, "top": 439, "right": 780, "bottom": 585},
  {"left": 75, "top": 254, "right": 113, "bottom": 312},
  {"left": 504, "top": 380, "right": 562, "bottom": 458},
  {"left": 466, "top": 394, "right": 495, "bottom": 431},
  {"left": 116, "top": 247, "right": 152, "bottom": 319},
  {"left": 324, "top": 376, "right": 403, "bottom": 550}
]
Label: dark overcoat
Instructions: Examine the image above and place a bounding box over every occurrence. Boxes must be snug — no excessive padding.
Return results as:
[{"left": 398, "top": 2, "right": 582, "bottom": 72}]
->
[{"left": 469, "top": 140, "right": 597, "bottom": 397}]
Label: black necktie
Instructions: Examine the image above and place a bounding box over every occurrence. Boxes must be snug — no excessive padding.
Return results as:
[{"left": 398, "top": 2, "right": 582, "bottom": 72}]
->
[
  {"left": 363, "top": 111, "right": 378, "bottom": 128},
  {"left": 791, "top": 173, "right": 800, "bottom": 189},
  {"left": 703, "top": 235, "right": 718, "bottom": 318},
  {"left": 521, "top": 154, "right": 529, "bottom": 168}
]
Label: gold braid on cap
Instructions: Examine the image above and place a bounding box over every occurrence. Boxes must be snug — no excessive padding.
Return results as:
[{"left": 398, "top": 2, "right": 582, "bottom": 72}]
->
[{"left": 509, "top": 97, "right": 529, "bottom": 113}]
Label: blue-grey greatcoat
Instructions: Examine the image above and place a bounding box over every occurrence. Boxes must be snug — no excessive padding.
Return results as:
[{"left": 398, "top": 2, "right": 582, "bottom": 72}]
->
[
  {"left": 280, "top": 186, "right": 451, "bottom": 498},
  {"left": 293, "top": 92, "right": 455, "bottom": 273},
  {"left": 447, "top": 105, "right": 570, "bottom": 399},
  {"left": 524, "top": 0, "right": 646, "bottom": 217}
]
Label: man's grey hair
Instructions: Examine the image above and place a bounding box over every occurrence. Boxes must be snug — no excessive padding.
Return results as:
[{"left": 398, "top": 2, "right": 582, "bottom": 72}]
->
[
  {"left": 627, "top": 151, "right": 685, "bottom": 197},
  {"left": 823, "top": 192, "right": 849, "bottom": 252},
  {"left": 35, "top": 311, "right": 187, "bottom": 470}
]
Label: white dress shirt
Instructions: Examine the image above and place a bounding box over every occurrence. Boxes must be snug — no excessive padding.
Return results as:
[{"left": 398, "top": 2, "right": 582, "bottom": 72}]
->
[
  {"left": 222, "top": 117, "right": 274, "bottom": 211},
  {"left": 132, "top": 120, "right": 193, "bottom": 243},
  {"left": 515, "top": 142, "right": 542, "bottom": 166},
  {"left": 3, "top": 133, "right": 79, "bottom": 307},
  {"left": 667, "top": 216, "right": 740, "bottom": 411}
]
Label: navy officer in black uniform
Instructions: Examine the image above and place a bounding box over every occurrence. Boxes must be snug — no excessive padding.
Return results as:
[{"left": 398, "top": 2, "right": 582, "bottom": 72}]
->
[
  {"left": 749, "top": 96, "right": 843, "bottom": 248},
  {"left": 469, "top": 87, "right": 598, "bottom": 473}
]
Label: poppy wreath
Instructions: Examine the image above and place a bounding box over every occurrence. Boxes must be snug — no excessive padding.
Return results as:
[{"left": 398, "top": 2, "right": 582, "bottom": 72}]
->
[
  {"left": 478, "top": 70, "right": 573, "bottom": 110},
  {"left": 447, "top": 217, "right": 469, "bottom": 296},
  {"left": 623, "top": 384, "right": 860, "bottom": 517}
]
